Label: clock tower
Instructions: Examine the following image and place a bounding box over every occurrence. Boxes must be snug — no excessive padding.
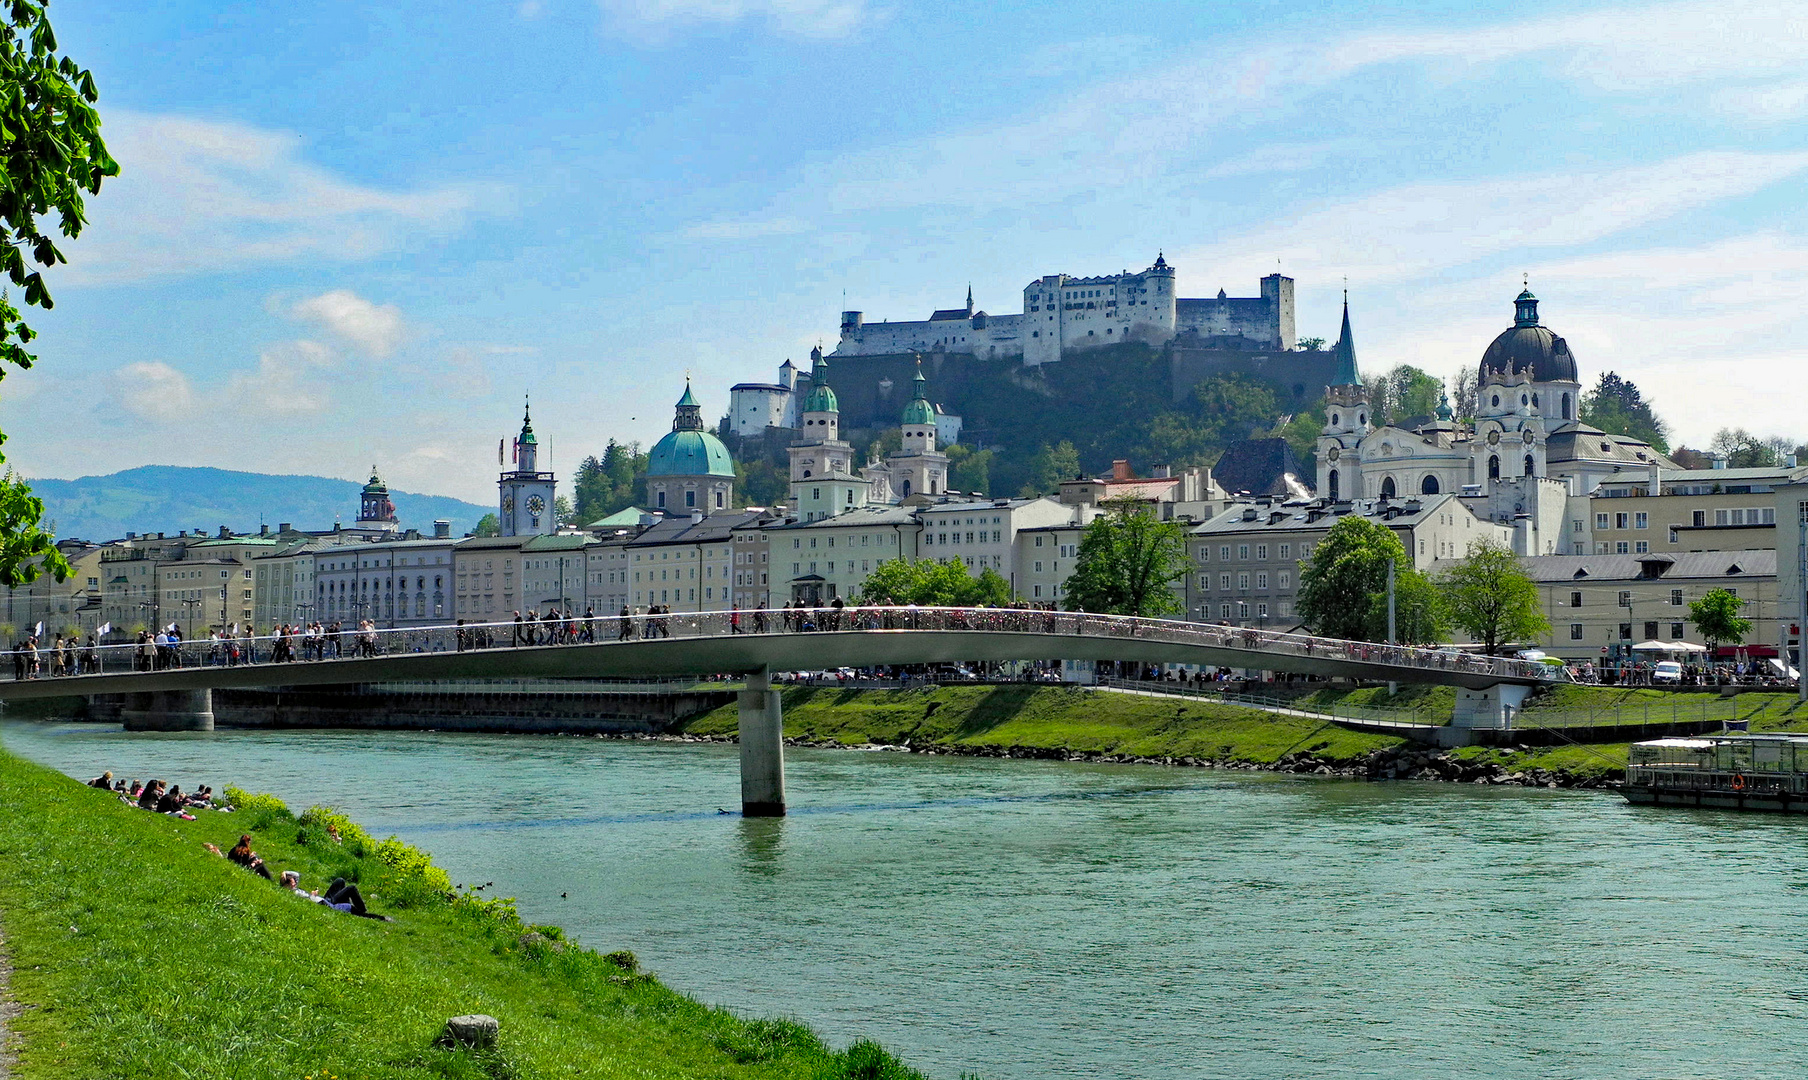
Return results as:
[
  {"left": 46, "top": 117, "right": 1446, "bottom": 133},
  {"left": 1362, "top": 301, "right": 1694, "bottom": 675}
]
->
[{"left": 499, "top": 397, "right": 557, "bottom": 536}]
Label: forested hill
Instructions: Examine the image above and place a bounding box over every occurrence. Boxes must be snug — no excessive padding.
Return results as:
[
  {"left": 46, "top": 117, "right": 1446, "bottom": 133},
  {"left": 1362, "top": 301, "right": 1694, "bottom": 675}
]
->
[{"left": 26, "top": 465, "right": 490, "bottom": 542}]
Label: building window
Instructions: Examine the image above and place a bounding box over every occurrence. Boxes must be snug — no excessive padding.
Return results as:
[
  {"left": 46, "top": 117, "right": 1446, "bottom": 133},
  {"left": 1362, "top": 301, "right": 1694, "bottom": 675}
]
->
[
  {"left": 1238, "top": 545, "right": 1250, "bottom": 560},
  {"left": 1616, "top": 542, "right": 1629, "bottom": 554},
  {"left": 1256, "top": 572, "right": 1268, "bottom": 589},
  {"left": 1635, "top": 542, "right": 1648, "bottom": 553},
  {"left": 1670, "top": 589, "right": 1683, "bottom": 606},
  {"left": 1619, "top": 623, "right": 1633, "bottom": 640},
  {"left": 1596, "top": 513, "right": 1610, "bottom": 530},
  {"left": 1237, "top": 573, "right": 1250, "bottom": 591},
  {"left": 1671, "top": 622, "right": 1685, "bottom": 638},
  {"left": 1219, "top": 546, "right": 1231, "bottom": 561},
  {"left": 1615, "top": 513, "right": 1629, "bottom": 530},
  {"left": 1220, "top": 604, "right": 1232, "bottom": 619},
  {"left": 1570, "top": 590, "right": 1583, "bottom": 608},
  {"left": 1644, "top": 621, "right": 1659, "bottom": 640},
  {"left": 1618, "top": 591, "right": 1632, "bottom": 607},
  {"left": 1570, "top": 623, "right": 1583, "bottom": 640},
  {"left": 1278, "top": 571, "right": 1291, "bottom": 589},
  {"left": 1255, "top": 544, "right": 1268, "bottom": 560},
  {"left": 1572, "top": 519, "right": 1583, "bottom": 534},
  {"left": 1278, "top": 544, "right": 1291, "bottom": 559},
  {"left": 1634, "top": 512, "right": 1648, "bottom": 530},
  {"left": 1220, "top": 574, "right": 1232, "bottom": 590}
]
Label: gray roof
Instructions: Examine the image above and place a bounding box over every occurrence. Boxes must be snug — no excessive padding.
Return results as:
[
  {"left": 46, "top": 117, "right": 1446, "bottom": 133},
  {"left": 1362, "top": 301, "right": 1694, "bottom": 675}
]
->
[
  {"left": 1517, "top": 550, "right": 1776, "bottom": 583},
  {"left": 1192, "top": 494, "right": 1460, "bottom": 536},
  {"left": 764, "top": 505, "right": 920, "bottom": 531},
  {"left": 628, "top": 510, "right": 771, "bottom": 548},
  {"left": 1544, "top": 423, "right": 1675, "bottom": 467}
]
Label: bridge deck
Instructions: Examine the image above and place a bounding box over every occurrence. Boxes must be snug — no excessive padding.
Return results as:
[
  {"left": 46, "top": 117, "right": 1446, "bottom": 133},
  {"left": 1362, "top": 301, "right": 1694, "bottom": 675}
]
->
[{"left": 0, "top": 608, "right": 1561, "bottom": 702}]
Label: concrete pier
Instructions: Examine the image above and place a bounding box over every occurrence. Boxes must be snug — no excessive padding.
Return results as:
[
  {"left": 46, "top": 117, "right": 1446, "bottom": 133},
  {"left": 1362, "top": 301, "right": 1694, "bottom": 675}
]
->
[
  {"left": 738, "top": 668, "right": 785, "bottom": 817},
  {"left": 1451, "top": 683, "right": 1532, "bottom": 734},
  {"left": 120, "top": 689, "right": 215, "bottom": 732}
]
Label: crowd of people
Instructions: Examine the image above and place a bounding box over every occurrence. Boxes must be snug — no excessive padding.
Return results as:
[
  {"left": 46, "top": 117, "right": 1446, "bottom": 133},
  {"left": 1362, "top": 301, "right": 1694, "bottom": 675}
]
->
[
  {"left": 86, "top": 768, "right": 382, "bottom": 919},
  {"left": 10, "top": 633, "right": 101, "bottom": 679}
]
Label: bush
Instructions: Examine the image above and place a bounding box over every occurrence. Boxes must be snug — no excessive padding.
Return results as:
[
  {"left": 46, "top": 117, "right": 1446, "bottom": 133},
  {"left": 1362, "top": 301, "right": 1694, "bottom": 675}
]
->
[{"left": 221, "top": 786, "right": 292, "bottom": 832}]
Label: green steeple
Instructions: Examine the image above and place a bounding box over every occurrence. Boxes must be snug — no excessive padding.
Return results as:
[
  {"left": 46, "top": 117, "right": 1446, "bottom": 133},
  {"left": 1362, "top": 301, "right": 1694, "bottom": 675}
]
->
[
  {"left": 901, "top": 360, "right": 936, "bottom": 425},
  {"left": 1436, "top": 390, "right": 1453, "bottom": 421},
  {"left": 519, "top": 395, "right": 537, "bottom": 445},
  {"left": 672, "top": 379, "right": 704, "bottom": 431},
  {"left": 803, "top": 345, "right": 838, "bottom": 413},
  {"left": 1330, "top": 294, "right": 1360, "bottom": 387}
]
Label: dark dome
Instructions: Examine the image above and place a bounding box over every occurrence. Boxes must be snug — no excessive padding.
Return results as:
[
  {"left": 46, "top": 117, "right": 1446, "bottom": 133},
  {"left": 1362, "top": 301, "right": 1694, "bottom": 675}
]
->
[
  {"left": 1480, "top": 289, "right": 1578, "bottom": 383},
  {"left": 1481, "top": 325, "right": 1577, "bottom": 383}
]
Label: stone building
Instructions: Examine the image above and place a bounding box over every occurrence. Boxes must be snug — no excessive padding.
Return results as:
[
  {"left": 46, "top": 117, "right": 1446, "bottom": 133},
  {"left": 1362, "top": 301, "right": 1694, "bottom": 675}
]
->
[
  {"left": 1188, "top": 495, "right": 1510, "bottom": 628},
  {"left": 834, "top": 255, "right": 1294, "bottom": 365},
  {"left": 1520, "top": 551, "right": 1778, "bottom": 664}
]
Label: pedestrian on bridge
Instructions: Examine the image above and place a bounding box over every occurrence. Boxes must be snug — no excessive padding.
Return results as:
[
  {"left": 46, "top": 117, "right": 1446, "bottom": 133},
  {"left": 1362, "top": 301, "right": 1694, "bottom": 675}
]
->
[{"left": 617, "top": 605, "right": 633, "bottom": 640}]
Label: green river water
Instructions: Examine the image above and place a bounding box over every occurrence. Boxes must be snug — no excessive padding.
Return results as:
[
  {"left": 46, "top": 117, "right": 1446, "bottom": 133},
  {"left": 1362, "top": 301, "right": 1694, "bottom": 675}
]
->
[{"left": 4, "top": 719, "right": 1805, "bottom": 1079}]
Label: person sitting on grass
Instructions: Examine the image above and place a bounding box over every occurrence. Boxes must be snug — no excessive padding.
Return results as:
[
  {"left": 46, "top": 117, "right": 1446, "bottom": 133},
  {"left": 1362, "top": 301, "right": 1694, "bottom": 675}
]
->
[
  {"left": 137, "top": 779, "right": 165, "bottom": 811},
  {"left": 226, "top": 834, "right": 273, "bottom": 880},
  {"left": 155, "top": 784, "right": 185, "bottom": 814},
  {"left": 87, "top": 770, "right": 113, "bottom": 789}
]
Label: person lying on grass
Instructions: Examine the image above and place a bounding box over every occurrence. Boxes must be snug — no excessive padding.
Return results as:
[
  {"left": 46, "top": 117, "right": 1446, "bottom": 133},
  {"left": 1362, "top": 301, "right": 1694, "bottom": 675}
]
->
[{"left": 278, "top": 871, "right": 391, "bottom": 920}]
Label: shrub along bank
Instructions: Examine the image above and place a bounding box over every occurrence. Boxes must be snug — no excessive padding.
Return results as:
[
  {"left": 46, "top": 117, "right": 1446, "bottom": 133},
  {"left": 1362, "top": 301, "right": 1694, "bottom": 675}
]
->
[{"left": 0, "top": 748, "right": 932, "bottom": 1080}]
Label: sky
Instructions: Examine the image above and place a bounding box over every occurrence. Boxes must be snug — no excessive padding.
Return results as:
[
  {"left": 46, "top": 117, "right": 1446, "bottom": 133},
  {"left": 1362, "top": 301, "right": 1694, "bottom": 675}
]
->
[{"left": 6, "top": 0, "right": 1807, "bottom": 504}]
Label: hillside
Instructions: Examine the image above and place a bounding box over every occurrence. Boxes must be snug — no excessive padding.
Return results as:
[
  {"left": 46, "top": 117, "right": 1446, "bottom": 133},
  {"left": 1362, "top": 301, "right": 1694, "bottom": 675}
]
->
[{"left": 25, "top": 465, "right": 490, "bottom": 542}]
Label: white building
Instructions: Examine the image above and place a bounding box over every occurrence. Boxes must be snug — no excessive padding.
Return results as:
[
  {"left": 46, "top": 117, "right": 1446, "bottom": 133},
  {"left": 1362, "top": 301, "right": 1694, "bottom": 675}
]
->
[
  {"left": 499, "top": 401, "right": 558, "bottom": 537},
  {"left": 315, "top": 536, "right": 455, "bottom": 627},
  {"left": 727, "top": 359, "right": 811, "bottom": 438},
  {"left": 834, "top": 256, "right": 1294, "bottom": 366}
]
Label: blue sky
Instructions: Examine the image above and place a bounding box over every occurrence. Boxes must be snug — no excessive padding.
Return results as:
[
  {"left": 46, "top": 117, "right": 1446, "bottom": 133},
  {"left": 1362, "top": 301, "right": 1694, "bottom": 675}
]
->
[{"left": 9, "top": 0, "right": 1807, "bottom": 504}]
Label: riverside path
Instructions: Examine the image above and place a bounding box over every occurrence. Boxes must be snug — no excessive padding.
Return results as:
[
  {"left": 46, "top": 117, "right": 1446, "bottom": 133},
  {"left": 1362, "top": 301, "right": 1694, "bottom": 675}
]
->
[{"left": 0, "top": 607, "right": 1563, "bottom": 815}]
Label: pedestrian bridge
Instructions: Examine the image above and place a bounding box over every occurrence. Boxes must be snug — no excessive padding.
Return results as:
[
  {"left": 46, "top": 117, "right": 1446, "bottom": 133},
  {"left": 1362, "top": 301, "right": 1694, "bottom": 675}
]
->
[{"left": 1, "top": 607, "right": 1563, "bottom": 814}]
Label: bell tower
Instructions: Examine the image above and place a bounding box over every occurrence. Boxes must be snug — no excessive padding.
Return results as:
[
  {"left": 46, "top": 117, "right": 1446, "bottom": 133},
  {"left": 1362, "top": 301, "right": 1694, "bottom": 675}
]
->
[
  {"left": 1316, "top": 294, "right": 1369, "bottom": 501},
  {"left": 499, "top": 395, "right": 558, "bottom": 536}
]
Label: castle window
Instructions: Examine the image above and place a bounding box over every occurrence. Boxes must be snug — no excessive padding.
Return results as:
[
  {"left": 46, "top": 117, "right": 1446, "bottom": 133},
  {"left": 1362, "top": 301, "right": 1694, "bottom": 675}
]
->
[
  {"left": 1488, "top": 456, "right": 1500, "bottom": 479},
  {"left": 1524, "top": 454, "right": 1535, "bottom": 476},
  {"left": 1492, "top": 395, "right": 1500, "bottom": 408},
  {"left": 1421, "top": 475, "right": 1439, "bottom": 495},
  {"left": 1562, "top": 393, "right": 1572, "bottom": 420}
]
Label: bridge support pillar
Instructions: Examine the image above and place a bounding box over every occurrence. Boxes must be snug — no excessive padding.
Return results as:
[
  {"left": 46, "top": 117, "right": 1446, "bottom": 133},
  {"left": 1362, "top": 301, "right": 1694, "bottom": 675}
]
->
[
  {"left": 738, "top": 668, "right": 785, "bottom": 817},
  {"left": 121, "top": 689, "right": 214, "bottom": 732},
  {"left": 1450, "top": 683, "right": 1531, "bottom": 738}
]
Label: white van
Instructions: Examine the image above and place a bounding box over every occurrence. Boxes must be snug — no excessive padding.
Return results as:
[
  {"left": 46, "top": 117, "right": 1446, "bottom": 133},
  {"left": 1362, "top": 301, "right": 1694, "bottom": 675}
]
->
[{"left": 1652, "top": 660, "right": 1683, "bottom": 684}]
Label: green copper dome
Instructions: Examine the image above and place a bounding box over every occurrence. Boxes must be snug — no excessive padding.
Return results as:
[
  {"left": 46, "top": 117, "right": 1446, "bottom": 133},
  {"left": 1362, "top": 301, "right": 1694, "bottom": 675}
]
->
[
  {"left": 901, "top": 364, "right": 935, "bottom": 425},
  {"left": 648, "top": 428, "right": 735, "bottom": 478},
  {"left": 803, "top": 346, "right": 837, "bottom": 413}
]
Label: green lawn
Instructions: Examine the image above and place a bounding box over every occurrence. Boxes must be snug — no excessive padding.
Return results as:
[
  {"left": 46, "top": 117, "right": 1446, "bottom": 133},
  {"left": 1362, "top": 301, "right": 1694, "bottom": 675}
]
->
[
  {"left": 682, "top": 685, "right": 1405, "bottom": 765},
  {"left": 0, "top": 748, "right": 933, "bottom": 1080}
]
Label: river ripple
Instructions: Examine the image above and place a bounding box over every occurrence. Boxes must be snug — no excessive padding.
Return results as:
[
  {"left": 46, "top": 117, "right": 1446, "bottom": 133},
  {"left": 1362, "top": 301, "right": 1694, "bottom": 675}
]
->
[{"left": 5, "top": 720, "right": 1806, "bottom": 1079}]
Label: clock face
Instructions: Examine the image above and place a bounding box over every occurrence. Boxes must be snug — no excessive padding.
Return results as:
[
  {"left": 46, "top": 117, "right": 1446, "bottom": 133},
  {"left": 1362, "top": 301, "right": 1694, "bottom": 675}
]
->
[
  {"left": 1487, "top": 430, "right": 1501, "bottom": 446},
  {"left": 1326, "top": 447, "right": 1340, "bottom": 462},
  {"left": 526, "top": 495, "right": 545, "bottom": 516},
  {"left": 501, "top": 493, "right": 515, "bottom": 513},
  {"left": 1522, "top": 429, "right": 1536, "bottom": 444}
]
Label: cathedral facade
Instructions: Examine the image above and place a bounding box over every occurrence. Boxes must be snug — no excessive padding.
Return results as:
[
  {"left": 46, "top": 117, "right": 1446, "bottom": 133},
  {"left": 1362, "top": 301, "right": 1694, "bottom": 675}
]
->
[{"left": 1316, "top": 288, "right": 1675, "bottom": 507}]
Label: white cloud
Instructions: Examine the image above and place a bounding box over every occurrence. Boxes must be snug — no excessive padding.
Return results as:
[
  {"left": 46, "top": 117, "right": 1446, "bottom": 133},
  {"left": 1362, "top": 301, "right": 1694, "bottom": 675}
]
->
[
  {"left": 109, "top": 362, "right": 195, "bottom": 423},
  {"left": 678, "top": 216, "right": 810, "bottom": 242},
  {"left": 226, "top": 340, "right": 339, "bottom": 416},
  {"left": 1173, "top": 151, "right": 1808, "bottom": 288},
  {"left": 290, "top": 290, "right": 405, "bottom": 358},
  {"left": 66, "top": 112, "right": 487, "bottom": 284},
  {"left": 598, "top": 0, "right": 868, "bottom": 41}
]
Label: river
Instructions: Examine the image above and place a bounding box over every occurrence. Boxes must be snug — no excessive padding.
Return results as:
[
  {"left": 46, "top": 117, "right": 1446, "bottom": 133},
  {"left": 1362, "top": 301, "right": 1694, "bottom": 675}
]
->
[{"left": 5, "top": 719, "right": 1806, "bottom": 1079}]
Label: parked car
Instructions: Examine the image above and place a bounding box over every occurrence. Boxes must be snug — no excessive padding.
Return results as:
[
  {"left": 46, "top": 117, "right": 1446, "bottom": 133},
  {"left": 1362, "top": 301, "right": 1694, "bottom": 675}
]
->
[{"left": 1652, "top": 661, "right": 1683, "bottom": 684}]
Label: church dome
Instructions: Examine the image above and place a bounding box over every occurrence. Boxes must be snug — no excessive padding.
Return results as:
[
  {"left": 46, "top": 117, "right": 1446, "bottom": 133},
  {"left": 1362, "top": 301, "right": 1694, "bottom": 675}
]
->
[
  {"left": 804, "top": 381, "right": 838, "bottom": 413},
  {"left": 648, "top": 428, "right": 734, "bottom": 478},
  {"left": 1480, "top": 288, "right": 1578, "bottom": 384},
  {"left": 900, "top": 361, "right": 934, "bottom": 425}
]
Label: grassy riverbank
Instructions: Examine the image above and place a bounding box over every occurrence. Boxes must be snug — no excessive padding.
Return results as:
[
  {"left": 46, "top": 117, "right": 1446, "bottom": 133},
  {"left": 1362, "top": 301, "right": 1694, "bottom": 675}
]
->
[
  {"left": 682, "top": 684, "right": 1405, "bottom": 764},
  {"left": 0, "top": 748, "right": 933, "bottom": 1079},
  {"left": 682, "top": 683, "right": 1808, "bottom": 785}
]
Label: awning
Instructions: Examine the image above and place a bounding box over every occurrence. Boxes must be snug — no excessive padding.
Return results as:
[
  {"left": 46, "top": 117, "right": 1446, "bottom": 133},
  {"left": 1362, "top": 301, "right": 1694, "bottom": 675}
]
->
[{"left": 1631, "top": 640, "right": 1707, "bottom": 653}]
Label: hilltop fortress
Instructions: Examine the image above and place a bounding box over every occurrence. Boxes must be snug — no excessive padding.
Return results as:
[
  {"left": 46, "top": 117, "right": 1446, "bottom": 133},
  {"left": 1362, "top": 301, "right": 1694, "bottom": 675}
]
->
[{"left": 835, "top": 254, "right": 1295, "bottom": 365}]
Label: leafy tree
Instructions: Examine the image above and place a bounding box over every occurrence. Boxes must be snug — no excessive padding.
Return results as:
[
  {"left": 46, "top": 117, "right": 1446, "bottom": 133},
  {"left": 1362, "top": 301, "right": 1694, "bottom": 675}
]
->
[
  {"left": 1295, "top": 337, "right": 1326, "bottom": 351},
  {"left": 572, "top": 440, "right": 650, "bottom": 522},
  {"left": 1360, "top": 566, "right": 1448, "bottom": 645},
  {"left": 854, "top": 558, "right": 1010, "bottom": 606},
  {"left": 472, "top": 513, "right": 500, "bottom": 537},
  {"left": 1449, "top": 366, "right": 1478, "bottom": 422},
  {"left": 1061, "top": 497, "right": 1191, "bottom": 616},
  {"left": 1581, "top": 372, "right": 1669, "bottom": 453},
  {"left": 1363, "top": 365, "right": 1441, "bottom": 427},
  {"left": 1188, "top": 373, "right": 1283, "bottom": 447},
  {"left": 0, "top": 3, "right": 117, "bottom": 587},
  {"left": 1296, "top": 516, "right": 1410, "bottom": 641},
  {"left": 1438, "top": 537, "right": 1548, "bottom": 655},
  {"left": 1688, "top": 587, "right": 1751, "bottom": 648},
  {"left": 734, "top": 458, "right": 789, "bottom": 508},
  {"left": 1020, "top": 440, "right": 1081, "bottom": 497},
  {"left": 953, "top": 447, "right": 993, "bottom": 495},
  {"left": 1708, "top": 428, "right": 1797, "bottom": 469},
  {"left": 552, "top": 494, "right": 573, "bottom": 524}
]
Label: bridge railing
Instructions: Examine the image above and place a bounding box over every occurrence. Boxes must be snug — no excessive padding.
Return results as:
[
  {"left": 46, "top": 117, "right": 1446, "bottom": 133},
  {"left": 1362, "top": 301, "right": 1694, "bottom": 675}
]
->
[{"left": 0, "top": 607, "right": 1566, "bottom": 686}]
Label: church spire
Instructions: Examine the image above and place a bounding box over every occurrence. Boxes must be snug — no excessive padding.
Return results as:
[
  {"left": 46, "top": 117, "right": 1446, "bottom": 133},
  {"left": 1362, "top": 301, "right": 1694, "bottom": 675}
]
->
[
  {"left": 1330, "top": 291, "right": 1360, "bottom": 387},
  {"left": 673, "top": 379, "right": 704, "bottom": 431},
  {"left": 966, "top": 283, "right": 973, "bottom": 316}
]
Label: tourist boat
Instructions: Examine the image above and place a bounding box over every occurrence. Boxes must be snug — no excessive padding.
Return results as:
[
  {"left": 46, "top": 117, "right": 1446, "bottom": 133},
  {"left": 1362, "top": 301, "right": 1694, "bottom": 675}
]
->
[{"left": 1623, "top": 733, "right": 1808, "bottom": 813}]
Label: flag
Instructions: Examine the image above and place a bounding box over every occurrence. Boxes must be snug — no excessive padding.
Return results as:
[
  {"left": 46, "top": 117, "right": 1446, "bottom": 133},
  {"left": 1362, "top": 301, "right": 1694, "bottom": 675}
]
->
[
  {"left": 33, "top": 621, "right": 42, "bottom": 637},
  {"left": 498, "top": 439, "right": 504, "bottom": 466},
  {"left": 97, "top": 622, "right": 111, "bottom": 637},
  {"left": 512, "top": 437, "right": 519, "bottom": 464},
  {"left": 167, "top": 622, "right": 178, "bottom": 633}
]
